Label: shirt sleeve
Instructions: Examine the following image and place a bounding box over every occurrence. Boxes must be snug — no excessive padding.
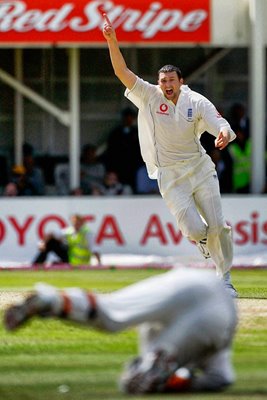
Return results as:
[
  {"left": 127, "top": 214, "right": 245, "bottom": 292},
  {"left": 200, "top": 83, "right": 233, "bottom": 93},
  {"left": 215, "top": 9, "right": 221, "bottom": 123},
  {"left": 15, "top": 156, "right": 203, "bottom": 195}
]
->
[
  {"left": 125, "top": 77, "right": 157, "bottom": 111},
  {"left": 197, "top": 97, "right": 236, "bottom": 142}
]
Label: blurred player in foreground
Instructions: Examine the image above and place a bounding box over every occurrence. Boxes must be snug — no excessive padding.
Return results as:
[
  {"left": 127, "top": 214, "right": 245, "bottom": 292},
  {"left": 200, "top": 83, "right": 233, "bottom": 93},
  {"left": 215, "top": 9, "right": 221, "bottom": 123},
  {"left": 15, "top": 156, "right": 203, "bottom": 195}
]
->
[
  {"left": 102, "top": 13, "right": 237, "bottom": 297},
  {"left": 4, "top": 268, "right": 237, "bottom": 394}
]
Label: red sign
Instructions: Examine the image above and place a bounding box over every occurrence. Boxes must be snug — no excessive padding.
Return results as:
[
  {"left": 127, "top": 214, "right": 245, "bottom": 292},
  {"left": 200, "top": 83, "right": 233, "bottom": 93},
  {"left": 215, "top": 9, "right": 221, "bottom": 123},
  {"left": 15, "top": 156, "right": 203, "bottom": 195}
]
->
[{"left": 0, "top": 0, "right": 210, "bottom": 45}]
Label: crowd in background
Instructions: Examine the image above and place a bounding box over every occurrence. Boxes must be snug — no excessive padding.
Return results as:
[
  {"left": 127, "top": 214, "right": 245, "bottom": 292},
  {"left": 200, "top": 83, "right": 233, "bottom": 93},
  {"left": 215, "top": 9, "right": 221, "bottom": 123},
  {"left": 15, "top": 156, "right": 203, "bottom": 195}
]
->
[
  {"left": 201, "top": 102, "right": 253, "bottom": 194},
  {"left": 1, "top": 102, "right": 266, "bottom": 197}
]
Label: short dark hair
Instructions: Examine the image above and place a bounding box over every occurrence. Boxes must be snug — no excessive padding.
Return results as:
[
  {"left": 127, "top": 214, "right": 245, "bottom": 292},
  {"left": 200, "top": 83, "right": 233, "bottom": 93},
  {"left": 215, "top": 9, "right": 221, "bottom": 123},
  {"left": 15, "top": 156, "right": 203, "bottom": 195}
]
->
[{"left": 158, "top": 65, "right": 183, "bottom": 79}]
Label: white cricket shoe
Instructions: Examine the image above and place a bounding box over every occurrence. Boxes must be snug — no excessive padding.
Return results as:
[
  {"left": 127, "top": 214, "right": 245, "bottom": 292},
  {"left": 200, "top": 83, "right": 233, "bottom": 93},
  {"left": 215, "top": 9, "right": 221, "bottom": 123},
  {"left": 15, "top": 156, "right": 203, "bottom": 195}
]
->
[
  {"left": 223, "top": 272, "right": 238, "bottom": 298},
  {"left": 224, "top": 283, "right": 238, "bottom": 298},
  {"left": 197, "top": 238, "right": 211, "bottom": 259}
]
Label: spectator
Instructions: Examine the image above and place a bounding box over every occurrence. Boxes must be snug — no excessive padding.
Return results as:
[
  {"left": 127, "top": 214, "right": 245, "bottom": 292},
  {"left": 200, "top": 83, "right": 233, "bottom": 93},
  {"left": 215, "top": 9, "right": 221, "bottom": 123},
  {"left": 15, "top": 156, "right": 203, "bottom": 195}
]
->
[
  {"left": 54, "top": 145, "right": 105, "bottom": 196},
  {"left": 91, "top": 170, "right": 132, "bottom": 196},
  {"left": 10, "top": 164, "right": 36, "bottom": 196},
  {"left": 54, "top": 163, "right": 70, "bottom": 196},
  {"left": 104, "top": 107, "right": 143, "bottom": 193},
  {"left": 32, "top": 214, "right": 101, "bottom": 266},
  {"left": 3, "top": 182, "right": 18, "bottom": 196},
  {"left": 70, "top": 187, "right": 84, "bottom": 196},
  {"left": 229, "top": 127, "right": 251, "bottom": 193},
  {"left": 23, "top": 153, "right": 46, "bottom": 195},
  {"left": 80, "top": 144, "right": 106, "bottom": 194},
  {"left": 201, "top": 132, "right": 233, "bottom": 193},
  {"left": 209, "top": 149, "right": 233, "bottom": 193},
  {"left": 229, "top": 103, "right": 249, "bottom": 138},
  {"left": 136, "top": 164, "right": 160, "bottom": 195},
  {"left": 21, "top": 142, "right": 45, "bottom": 195}
]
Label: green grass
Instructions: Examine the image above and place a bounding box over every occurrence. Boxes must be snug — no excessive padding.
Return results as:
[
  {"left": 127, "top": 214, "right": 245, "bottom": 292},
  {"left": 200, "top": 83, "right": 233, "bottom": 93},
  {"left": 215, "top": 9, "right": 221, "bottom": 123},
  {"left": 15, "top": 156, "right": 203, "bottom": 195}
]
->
[{"left": 0, "top": 268, "right": 266, "bottom": 400}]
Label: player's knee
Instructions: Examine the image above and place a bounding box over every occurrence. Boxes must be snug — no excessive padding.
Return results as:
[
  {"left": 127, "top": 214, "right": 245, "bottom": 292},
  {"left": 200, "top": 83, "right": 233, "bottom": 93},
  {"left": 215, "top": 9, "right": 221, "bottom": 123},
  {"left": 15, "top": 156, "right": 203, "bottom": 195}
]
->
[
  {"left": 208, "top": 221, "right": 231, "bottom": 237},
  {"left": 176, "top": 215, "right": 207, "bottom": 243},
  {"left": 183, "top": 225, "right": 207, "bottom": 243}
]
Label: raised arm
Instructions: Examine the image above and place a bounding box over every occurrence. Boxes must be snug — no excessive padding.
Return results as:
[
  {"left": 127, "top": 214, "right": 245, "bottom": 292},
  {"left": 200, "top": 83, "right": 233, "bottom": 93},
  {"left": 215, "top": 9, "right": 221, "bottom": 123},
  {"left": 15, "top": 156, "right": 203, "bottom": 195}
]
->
[{"left": 102, "top": 13, "right": 137, "bottom": 90}]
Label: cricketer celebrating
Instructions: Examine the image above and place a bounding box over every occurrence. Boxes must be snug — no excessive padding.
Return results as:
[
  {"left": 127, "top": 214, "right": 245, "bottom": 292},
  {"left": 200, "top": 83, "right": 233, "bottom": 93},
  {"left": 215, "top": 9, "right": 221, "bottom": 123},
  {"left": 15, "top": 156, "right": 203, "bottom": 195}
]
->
[
  {"left": 102, "top": 14, "right": 237, "bottom": 297},
  {"left": 4, "top": 268, "right": 237, "bottom": 394}
]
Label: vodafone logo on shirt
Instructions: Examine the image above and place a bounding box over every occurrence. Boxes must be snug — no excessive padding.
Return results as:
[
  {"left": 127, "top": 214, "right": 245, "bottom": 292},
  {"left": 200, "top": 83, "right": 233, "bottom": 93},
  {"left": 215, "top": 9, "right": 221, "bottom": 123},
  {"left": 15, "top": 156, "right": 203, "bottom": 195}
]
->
[
  {"left": 0, "top": 0, "right": 211, "bottom": 44},
  {"left": 157, "top": 103, "right": 169, "bottom": 115},
  {"left": 160, "top": 104, "right": 168, "bottom": 112}
]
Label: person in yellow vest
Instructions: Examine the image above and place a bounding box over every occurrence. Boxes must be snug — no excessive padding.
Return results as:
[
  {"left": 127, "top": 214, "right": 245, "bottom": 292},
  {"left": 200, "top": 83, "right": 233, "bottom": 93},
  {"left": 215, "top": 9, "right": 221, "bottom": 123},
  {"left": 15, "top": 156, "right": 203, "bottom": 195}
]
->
[
  {"left": 32, "top": 214, "right": 101, "bottom": 266},
  {"left": 229, "top": 127, "right": 251, "bottom": 193}
]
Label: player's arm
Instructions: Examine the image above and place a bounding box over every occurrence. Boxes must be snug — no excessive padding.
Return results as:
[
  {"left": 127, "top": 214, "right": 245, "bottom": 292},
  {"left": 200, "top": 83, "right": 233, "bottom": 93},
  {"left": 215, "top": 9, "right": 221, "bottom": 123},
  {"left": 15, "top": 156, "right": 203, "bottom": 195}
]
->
[
  {"left": 214, "top": 129, "right": 232, "bottom": 150},
  {"left": 87, "top": 231, "right": 101, "bottom": 265},
  {"left": 102, "top": 14, "right": 137, "bottom": 90},
  {"left": 198, "top": 98, "right": 236, "bottom": 150}
]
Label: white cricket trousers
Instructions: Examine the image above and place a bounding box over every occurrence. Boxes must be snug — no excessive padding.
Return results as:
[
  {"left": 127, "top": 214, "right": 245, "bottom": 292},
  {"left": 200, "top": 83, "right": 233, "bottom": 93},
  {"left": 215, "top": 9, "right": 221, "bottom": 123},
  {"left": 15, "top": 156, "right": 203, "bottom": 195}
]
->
[
  {"left": 157, "top": 154, "right": 233, "bottom": 277},
  {"left": 93, "top": 269, "right": 237, "bottom": 357},
  {"left": 65, "top": 268, "right": 237, "bottom": 390}
]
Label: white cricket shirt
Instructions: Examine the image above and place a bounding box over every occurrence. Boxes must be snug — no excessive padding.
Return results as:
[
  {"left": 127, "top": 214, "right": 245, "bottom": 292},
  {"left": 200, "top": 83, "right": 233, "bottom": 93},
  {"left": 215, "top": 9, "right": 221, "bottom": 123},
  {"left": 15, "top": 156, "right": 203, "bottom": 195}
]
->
[{"left": 125, "top": 78, "right": 236, "bottom": 179}]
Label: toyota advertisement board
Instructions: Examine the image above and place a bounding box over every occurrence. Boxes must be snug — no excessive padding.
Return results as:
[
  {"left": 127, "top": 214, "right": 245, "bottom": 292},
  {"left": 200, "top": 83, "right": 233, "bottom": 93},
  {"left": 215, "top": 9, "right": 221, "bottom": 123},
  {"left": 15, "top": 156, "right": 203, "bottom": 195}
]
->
[{"left": 0, "top": 196, "right": 266, "bottom": 264}]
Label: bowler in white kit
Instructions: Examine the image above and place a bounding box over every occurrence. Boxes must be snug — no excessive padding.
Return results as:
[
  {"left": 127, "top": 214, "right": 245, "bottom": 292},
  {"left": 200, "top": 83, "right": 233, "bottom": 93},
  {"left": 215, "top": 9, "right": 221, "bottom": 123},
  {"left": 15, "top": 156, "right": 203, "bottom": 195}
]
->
[
  {"left": 102, "top": 13, "right": 237, "bottom": 297},
  {"left": 4, "top": 268, "right": 237, "bottom": 394}
]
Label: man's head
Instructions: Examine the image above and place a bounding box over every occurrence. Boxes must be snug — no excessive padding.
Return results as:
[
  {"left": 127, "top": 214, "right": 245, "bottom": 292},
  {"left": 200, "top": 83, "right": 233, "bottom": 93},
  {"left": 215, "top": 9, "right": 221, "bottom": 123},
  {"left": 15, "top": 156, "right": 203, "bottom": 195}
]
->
[
  {"left": 158, "top": 65, "right": 184, "bottom": 105},
  {"left": 71, "top": 214, "right": 85, "bottom": 231},
  {"left": 81, "top": 144, "right": 97, "bottom": 165},
  {"left": 158, "top": 65, "right": 183, "bottom": 79}
]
